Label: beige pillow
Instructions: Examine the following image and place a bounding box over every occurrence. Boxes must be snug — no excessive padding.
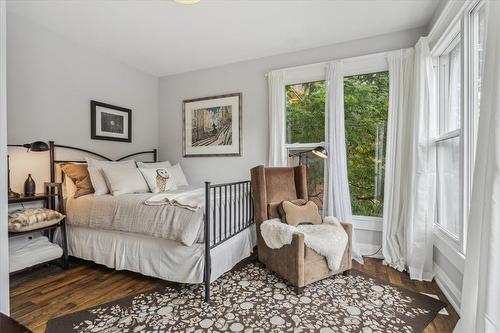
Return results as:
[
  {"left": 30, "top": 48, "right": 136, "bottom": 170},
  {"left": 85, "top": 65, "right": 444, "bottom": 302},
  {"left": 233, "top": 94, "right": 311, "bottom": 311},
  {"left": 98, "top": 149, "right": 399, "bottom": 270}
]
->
[
  {"left": 278, "top": 200, "right": 322, "bottom": 226},
  {"left": 8, "top": 208, "right": 64, "bottom": 232},
  {"left": 101, "top": 167, "right": 150, "bottom": 196},
  {"left": 61, "top": 163, "right": 94, "bottom": 198},
  {"left": 85, "top": 157, "right": 136, "bottom": 195}
]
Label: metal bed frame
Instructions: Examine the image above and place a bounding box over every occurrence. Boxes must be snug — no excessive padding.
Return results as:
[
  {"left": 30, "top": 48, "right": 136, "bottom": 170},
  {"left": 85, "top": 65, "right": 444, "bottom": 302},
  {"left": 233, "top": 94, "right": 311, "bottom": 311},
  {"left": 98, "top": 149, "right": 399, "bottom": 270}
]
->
[{"left": 48, "top": 141, "right": 254, "bottom": 302}]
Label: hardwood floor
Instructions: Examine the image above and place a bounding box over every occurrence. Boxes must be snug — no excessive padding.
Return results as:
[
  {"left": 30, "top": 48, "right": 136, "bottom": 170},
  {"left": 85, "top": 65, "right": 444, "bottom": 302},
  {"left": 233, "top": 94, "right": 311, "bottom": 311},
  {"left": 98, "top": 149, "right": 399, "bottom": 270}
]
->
[{"left": 10, "top": 258, "right": 458, "bottom": 333}]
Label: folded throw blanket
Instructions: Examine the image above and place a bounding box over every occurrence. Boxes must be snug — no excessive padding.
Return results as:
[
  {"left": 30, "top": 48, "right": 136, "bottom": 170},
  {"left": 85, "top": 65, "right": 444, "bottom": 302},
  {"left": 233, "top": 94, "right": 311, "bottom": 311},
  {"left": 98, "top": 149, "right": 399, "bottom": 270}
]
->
[
  {"left": 260, "top": 216, "right": 348, "bottom": 272},
  {"left": 145, "top": 188, "right": 205, "bottom": 211}
]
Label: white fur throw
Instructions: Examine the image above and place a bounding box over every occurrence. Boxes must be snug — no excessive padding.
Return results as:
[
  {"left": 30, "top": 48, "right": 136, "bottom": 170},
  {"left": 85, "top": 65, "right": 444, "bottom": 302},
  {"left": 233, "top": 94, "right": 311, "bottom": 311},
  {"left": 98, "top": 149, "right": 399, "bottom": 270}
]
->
[{"left": 260, "top": 216, "right": 348, "bottom": 272}]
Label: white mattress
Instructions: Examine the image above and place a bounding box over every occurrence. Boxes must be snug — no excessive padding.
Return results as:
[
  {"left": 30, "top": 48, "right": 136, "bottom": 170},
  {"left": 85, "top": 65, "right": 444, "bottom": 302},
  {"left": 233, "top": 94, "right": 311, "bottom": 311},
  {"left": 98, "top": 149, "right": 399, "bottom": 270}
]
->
[
  {"left": 57, "top": 223, "right": 256, "bottom": 284},
  {"left": 9, "top": 234, "right": 63, "bottom": 273}
]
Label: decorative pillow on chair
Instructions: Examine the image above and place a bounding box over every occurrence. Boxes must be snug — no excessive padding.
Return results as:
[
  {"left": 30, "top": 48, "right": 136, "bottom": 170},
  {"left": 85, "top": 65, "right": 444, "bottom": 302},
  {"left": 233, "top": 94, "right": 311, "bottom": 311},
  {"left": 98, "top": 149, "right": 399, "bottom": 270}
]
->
[
  {"left": 61, "top": 163, "right": 94, "bottom": 198},
  {"left": 8, "top": 208, "right": 64, "bottom": 232},
  {"left": 139, "top": 168, "right": 178, "bottom": 193},
  {"left": 278, "top": 200, "right": 322, "bottom": 226}
]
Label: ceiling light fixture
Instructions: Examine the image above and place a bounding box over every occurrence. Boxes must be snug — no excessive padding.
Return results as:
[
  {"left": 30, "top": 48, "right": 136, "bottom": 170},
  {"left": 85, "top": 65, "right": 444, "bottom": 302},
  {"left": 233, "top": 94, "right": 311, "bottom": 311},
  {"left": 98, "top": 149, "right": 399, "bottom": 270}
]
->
[{"left": 174, "top": 0, "right": 201, "bottom": 4}]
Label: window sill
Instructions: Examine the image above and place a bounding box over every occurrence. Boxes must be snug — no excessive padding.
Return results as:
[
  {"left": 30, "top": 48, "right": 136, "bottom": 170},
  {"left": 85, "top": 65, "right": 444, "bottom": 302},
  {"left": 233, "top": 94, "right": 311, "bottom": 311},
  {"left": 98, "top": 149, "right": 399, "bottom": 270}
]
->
[{"left": 352, "top": 215, "right": 383, "bottom": 232}]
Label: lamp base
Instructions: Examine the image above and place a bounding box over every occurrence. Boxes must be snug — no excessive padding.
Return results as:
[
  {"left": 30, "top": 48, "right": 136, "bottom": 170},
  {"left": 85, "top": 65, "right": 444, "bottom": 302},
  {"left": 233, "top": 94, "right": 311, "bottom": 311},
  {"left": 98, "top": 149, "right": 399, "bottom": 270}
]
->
[{"left": 8, "top": 189, "right": 20, "bottom": 198}]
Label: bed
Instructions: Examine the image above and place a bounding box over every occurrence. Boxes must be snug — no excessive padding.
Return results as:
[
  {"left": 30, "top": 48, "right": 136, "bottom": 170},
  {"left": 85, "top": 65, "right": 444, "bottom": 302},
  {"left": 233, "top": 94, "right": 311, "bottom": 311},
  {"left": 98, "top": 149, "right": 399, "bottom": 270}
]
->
[{"left": 49, "top": 141, "right": 255, "bottom": 301}]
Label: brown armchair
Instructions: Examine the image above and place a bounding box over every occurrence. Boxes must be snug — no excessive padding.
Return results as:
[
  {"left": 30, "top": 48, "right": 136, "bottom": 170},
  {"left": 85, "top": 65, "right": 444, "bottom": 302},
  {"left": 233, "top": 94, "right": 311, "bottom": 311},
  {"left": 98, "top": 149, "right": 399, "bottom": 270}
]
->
[{"left": 250, "top": 165, "right": 352, "bottom": 292}]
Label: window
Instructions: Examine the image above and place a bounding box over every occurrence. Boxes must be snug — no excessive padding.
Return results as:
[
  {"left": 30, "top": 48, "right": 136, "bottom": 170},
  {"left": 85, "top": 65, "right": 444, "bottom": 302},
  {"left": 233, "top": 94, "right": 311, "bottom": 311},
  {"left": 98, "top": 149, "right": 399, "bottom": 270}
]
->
[
  {"left": 436, "top": 36, "right": 462, "bottom": 239},
  {"left": 432, "top": 0, "right": 486, "bottom": 251},
  {"left": 344, "top": 71, "right": 389, "bottom": 217},
  {"left": 284, "top": 71, "right": 389, "bottom": 218},
  {"left": 285, "top": 81, "right": 326, "bottom": 209}
]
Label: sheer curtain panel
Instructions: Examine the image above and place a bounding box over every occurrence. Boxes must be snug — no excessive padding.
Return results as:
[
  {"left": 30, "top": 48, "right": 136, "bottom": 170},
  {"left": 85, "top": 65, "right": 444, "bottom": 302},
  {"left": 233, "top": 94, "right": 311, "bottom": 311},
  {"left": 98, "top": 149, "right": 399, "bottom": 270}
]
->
[
  {"left": 382, "top": 48, "right": 414, "bottom": 272},
  {"left": 455, "top": 1, "right": 500, "bottom": 331},
  {"left": 323, "top": 60, "right": 363, "bottom": 263},
  {"left": 268, "top": 70, "right": 287, "bottom": 167},
  {"left": 406, "top": 37, "right": 437, "bottom": 281}
]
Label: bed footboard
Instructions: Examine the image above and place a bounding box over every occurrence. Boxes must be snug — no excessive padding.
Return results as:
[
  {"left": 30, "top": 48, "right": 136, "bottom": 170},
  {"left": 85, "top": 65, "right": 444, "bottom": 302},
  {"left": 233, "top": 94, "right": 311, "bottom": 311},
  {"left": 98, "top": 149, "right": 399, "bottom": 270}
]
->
[{"left": 204, "top": 180, "right": 254, "bottom": 302}]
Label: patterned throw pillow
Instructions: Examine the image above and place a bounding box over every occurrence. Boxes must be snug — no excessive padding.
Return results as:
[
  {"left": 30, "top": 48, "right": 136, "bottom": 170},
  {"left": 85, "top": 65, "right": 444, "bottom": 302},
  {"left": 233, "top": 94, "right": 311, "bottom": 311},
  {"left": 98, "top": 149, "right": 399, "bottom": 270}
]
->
[
  {"left": 8, "top": 208, "right": 65, "bottom": 232},
  {"left": 139, "top": 168, "right": 178, "bottom": 193}
]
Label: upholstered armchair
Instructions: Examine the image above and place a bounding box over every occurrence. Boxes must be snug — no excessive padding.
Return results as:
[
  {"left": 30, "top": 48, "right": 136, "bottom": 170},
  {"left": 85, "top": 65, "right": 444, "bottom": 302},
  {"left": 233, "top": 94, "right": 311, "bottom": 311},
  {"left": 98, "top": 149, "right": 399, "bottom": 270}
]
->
[{"left": 250, "top": 165, "right": 352, "bottom": 292}]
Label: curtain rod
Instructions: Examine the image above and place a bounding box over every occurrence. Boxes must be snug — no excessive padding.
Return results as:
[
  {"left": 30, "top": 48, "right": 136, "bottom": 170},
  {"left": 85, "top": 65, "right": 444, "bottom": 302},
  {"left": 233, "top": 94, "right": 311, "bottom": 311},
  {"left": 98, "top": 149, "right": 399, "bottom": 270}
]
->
[{"left": 264, "top": 48, "right": 410, "bottom": 78}]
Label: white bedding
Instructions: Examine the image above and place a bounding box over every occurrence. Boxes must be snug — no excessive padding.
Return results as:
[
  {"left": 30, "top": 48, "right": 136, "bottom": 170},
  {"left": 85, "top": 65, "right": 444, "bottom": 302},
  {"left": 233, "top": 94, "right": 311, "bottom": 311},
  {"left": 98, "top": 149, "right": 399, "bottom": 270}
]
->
[
  {"left": 57, "top": 224, "right": 256, "bottom": 283},
  {"left": 66, "top": 186, "right": 205, "bottom": 246},
  {"left": 66, "top": 185, "right": 252, "bottom": 246}
]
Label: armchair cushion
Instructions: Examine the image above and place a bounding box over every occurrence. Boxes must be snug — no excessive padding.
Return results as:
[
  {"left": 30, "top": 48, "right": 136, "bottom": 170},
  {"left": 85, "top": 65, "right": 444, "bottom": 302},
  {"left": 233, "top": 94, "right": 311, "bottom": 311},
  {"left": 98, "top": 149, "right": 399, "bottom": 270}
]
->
[{"left": 278, "top": 200, "right": 322, "bottom": 226}]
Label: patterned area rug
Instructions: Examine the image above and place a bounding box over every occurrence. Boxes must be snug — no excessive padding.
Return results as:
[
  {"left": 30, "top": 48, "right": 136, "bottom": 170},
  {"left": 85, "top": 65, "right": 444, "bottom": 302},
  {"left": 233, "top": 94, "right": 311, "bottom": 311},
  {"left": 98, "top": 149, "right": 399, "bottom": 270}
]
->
[{"left": 46, "top": 262, "right": 445, "bottom": 333}]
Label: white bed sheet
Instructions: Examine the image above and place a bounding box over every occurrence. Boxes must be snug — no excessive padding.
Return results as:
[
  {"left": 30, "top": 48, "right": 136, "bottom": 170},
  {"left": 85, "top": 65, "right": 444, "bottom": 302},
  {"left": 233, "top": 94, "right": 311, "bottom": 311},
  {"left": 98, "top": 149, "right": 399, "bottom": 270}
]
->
[{"left": 57, "top": 223, "right": 256, "bottom": 283}]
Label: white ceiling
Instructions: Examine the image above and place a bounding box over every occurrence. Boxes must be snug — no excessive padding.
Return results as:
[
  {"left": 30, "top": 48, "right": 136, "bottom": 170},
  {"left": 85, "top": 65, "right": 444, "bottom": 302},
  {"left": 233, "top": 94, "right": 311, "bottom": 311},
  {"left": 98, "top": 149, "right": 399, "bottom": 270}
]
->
[{"left": 7, "top": 0, "right": 441, "bottom": 77}]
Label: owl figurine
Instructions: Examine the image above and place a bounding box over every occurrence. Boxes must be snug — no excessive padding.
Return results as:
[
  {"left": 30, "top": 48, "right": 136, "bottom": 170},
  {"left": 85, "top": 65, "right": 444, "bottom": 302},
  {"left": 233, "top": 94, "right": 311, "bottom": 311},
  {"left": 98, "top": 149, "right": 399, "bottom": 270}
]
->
[{"left": 156, "top": 168, "right": 170, "bottom": 192}]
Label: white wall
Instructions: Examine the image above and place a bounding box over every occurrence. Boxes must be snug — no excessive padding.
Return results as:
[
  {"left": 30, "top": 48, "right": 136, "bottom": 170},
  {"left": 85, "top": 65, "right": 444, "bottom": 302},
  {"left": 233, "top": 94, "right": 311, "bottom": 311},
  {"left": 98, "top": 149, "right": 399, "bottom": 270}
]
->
[
  {"left": 7, "top": 13, "right": 159, "bottom": 192},
  {"left": 158, "top": 27, "right": 425, "bottom": 252},
  {"left": 159, "top": 27, "right": 425, "bottom": 185},
  {"left": 0, "top": 0, "right": 9, "bottom": 316}
]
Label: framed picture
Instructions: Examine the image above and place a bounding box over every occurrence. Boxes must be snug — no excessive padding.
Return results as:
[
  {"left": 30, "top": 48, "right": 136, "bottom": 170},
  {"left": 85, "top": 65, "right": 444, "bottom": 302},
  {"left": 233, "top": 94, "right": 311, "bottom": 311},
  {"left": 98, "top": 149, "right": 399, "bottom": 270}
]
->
[
  {"left": 91, "top": 100, "right": 132, "bottom": 142},
  {"left": 183, "top": 93, "right": 242, "bottom": 157}
]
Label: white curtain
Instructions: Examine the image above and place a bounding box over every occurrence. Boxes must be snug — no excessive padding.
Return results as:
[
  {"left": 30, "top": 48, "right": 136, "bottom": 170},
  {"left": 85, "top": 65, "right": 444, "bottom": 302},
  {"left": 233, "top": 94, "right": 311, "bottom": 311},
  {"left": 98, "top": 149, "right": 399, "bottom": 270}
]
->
[
  {"left": 382, "top": 38, "right": 436, "bottom": 281},
  {"left": 382, "top": 49, "right": 414, "bottom": 272},
  {"left": 406, "top": 36, "right": 437, "bottom": 281},
  {"left": 268, "top": 70, "right": 287, "bottom": 167},
  {"left": 455, "top": 2, "right": 500, "bottom": 331},
  {"left": 323, "top": 60, "right": 363, "bottom": 263}
]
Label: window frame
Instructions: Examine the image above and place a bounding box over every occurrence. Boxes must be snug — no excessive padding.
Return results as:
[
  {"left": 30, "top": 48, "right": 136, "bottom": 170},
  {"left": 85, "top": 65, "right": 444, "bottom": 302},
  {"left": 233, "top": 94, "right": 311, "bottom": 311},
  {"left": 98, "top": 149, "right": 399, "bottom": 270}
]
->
[
  {"left": 431, "top": 0, "right": 486, "bottom": 254},
  {"left": 283, "top": 65, "right": 327, "bottom": 166},
  {"left": 280, "top": 53, "right": 388, "bottom": 224}
]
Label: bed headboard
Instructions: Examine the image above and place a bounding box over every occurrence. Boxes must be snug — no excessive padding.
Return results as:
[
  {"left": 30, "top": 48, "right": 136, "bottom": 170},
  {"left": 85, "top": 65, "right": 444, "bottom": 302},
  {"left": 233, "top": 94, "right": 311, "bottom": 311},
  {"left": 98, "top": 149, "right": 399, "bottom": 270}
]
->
[{"left": 49, "top": 141, "right": 158, "bottom": 183}]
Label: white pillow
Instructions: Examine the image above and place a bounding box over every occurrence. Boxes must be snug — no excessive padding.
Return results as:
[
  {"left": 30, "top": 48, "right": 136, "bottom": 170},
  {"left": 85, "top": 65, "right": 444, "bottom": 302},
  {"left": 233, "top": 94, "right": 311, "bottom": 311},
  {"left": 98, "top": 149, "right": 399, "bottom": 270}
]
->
[
  {"left": 139, "top": 168, "right": 177, "bottom": 193},
  {"left": 169, "top": 163, "right": 189, "bottom": 186},
  {"left": 85, "top": 157, "right": 136, "bottom": 195},
  {"left": 101, "top": 168, "right": 149, "bottom": 196},
  {"left": 136, "top": 161, "right": 171, "bottom": 169}
]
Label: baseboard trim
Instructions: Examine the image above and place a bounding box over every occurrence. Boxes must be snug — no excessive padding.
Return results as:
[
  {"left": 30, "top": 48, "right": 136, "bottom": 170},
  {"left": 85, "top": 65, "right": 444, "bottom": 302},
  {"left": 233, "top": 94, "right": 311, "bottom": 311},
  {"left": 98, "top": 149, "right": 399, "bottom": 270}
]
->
[
  {"left": 434, "top": 263, "right": 461, "bottom": 316},
  {"left": 356, "top": 243, "right": 383, "bottom": 259}
]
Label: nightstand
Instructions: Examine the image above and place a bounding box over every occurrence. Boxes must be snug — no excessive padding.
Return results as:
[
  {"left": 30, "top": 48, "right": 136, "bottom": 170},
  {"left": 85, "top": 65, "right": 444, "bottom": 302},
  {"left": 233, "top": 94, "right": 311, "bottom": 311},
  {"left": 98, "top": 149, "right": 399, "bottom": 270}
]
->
[{"left": 8, "top": 182, "right": 69, "bottom": 274}]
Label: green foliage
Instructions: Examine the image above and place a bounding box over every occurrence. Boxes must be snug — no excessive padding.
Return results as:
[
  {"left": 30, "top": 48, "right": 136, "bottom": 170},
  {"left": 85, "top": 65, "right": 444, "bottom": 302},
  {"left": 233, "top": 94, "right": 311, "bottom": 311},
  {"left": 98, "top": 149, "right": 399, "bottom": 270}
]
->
[
  {"left": 286, "top": 81, "right": 325, "bottom": 144},
  {"left": 344, "top": 72, "right": 389, "bottom": 217},
  {"left": 285, "top": 72, "right": 389, "bottom": 217}
]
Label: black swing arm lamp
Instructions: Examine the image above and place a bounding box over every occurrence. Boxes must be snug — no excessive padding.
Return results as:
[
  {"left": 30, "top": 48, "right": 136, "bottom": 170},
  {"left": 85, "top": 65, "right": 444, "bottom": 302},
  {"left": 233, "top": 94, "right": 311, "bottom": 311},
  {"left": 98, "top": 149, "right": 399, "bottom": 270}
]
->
[
  {"left": 7, "top": 141, "right": 50, "bottom": 198},
  {"left": 288, "top": 146, "right": 328, "bottom": 165}
]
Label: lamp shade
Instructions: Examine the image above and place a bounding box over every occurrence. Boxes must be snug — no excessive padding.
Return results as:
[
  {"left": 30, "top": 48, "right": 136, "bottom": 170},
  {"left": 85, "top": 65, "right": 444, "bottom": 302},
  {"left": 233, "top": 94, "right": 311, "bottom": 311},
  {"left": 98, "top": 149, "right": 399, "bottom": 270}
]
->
[
  {"left": 311, "top": 146, "right": 328, "bottom": 159},
  {"left": 23, "top": 141, "right": 49, "bottom": 152}
]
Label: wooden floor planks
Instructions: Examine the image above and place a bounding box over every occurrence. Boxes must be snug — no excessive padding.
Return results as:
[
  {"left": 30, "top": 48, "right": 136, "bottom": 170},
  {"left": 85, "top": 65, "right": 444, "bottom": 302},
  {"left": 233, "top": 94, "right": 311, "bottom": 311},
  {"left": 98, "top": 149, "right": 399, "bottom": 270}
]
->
[{"left": 10, "top": 258, "right": 459, "bottom": 333}]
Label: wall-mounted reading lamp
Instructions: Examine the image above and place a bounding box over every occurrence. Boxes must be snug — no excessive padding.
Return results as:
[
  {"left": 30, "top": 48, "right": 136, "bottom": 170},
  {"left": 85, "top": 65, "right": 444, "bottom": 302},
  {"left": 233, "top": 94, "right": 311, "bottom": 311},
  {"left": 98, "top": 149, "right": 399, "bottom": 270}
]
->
[{"left": 7, "top": 141, "right": 50, "bottom": 198}]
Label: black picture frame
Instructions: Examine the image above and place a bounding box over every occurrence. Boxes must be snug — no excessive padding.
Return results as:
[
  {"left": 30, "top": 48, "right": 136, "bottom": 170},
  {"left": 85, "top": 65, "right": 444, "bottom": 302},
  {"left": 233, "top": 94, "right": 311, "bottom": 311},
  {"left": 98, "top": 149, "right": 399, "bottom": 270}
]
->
[{"left": 90, "top": 100, "right": 132, "bottom": 143}]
